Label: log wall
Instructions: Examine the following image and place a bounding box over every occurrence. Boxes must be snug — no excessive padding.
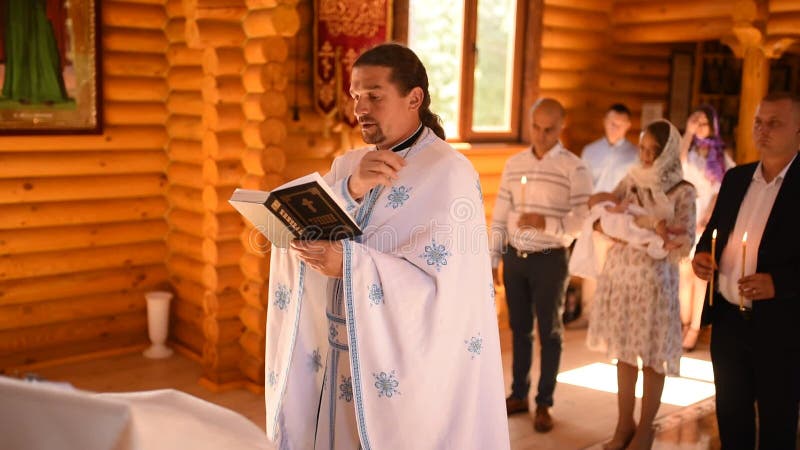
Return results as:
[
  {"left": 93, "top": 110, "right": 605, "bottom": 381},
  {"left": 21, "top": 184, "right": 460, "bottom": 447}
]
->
[
  {"left": 539, "top": 0, "right": 674, "bottom": 154},
  {"left": 0, "top": 0, "right": 170, "bottom": 371}
]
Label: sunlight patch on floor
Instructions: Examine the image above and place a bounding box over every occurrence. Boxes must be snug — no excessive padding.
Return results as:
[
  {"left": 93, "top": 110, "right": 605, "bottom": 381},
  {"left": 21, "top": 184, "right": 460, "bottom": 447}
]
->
[{"left": 557, "top": 357, "right": 715, "bottom": 407}]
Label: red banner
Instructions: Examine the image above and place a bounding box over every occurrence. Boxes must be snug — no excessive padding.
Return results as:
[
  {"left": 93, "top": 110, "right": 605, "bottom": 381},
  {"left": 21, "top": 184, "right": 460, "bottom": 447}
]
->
[{"left": 314, "top": 0, "right": 393, "bottom": 127}]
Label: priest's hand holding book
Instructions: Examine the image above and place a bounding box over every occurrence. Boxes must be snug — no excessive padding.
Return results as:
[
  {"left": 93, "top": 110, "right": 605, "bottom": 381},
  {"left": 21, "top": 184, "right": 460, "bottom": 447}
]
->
[{"left": 291, "top": 241, "right": 344, "bottom": 278}]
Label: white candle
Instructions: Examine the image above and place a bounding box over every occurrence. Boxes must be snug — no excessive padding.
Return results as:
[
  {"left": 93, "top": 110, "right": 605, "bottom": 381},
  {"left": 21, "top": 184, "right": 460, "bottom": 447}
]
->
[
  {"left": 520, "top": 176, "right": 527, "bottom": 212},
  {"left": 709, "top": 229, "right": 717, "bottom": 306},
  {"left": 740, "top": 231, "right": 747, "bottom": 310}
]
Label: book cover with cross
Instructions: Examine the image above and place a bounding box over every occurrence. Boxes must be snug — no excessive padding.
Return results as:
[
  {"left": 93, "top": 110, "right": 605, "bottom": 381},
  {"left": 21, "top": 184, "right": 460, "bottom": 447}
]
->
[{"left": 229, "top": 172, "right": 362, "bottom": 248}]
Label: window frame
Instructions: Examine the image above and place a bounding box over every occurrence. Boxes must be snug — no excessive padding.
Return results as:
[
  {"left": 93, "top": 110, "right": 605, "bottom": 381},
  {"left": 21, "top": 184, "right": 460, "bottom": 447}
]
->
[{"left": 395, "top": 0, "right": 530, "bottom": 143}]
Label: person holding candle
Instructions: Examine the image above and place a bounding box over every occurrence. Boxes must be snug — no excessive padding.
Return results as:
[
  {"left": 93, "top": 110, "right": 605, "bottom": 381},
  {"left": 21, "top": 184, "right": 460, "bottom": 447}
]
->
[
  {"left": 586, "top": 119, "right": 696, "bottom": 450},
  {"left": 490, "top": 98, "right": 592, "bottom": 432},
  {"left": 692, "top": 92, "right": 800, "bottom": 450},
  {"left": 678, "top": 104, "right": 735, "bottom": 351}
]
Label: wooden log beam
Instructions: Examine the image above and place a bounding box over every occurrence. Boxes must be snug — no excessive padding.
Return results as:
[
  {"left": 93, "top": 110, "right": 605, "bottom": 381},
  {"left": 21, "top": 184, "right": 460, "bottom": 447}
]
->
[
  {"left": 244, "top": 37, "right": 289, "bottom": 64},
  {"left": 172, "top": 320, "right": 205, "bottom": 355},
  {"left": 202, "top": 48, "right": 246, "bottom": 76},
  {"left": 102, "top": 2, "right": 167, "bottom": 29},
  {"left": 167, "top": 43, "right": 204, "bottom": 67},
  {"left": 1, "top": 197, "right": 167, "bottom": 230},
  {"left": 239, "top": 329, "right": 265, "bottom": 359},
  {"left": 539, "top": 70, "right": 669, "bottom": 94},
  {"left": 104, "top": 52, "right": 168, "bottom": 77},
  {"left": 0, "top": 264, "right": 168, "bottom": 306},
  {"left": 203, "top": 289, "right": 245, "bottom": 318},
  {"left": 0, "top": 151, "right": 166, "bottom": 178},
  {"left": 242, "top": 63, "right": 288, "bottom": 93},
  {"left": 0, "top": 290, "right": 148, "bottom": 331},
  {"left": 167, "top": 230, "right": 205, "bottom": 261},
  {"left": 242, "top": 119, "right": 287, "bottom": 148},
  {"left": 202, "top": 341, "right": 242, "bottom": 372},
  {"left": 165, "top": 18, "right": 188, "bottom": 44},
  {"left": 543, "top": 4, "right": 609, "bottom": 31},
  {"left": 167, "top": 114, "right": 204, "bottom": 140},
  {"left": 168, "top": 139, "right": 204, "bottom": 164},
  {"left": 167, "top": 185, "right": 204, "bottom": 213},
  {"left": 204, "top": 212, "right": 244, "bottom": 240},
  {"left": 167, "top": 66, "right": 205, "bottom": 91},
  {"left": 0, "top": 332, "right": 147, "bottom": 371},
  {"left": 203, "top": 160, "right": 244, "bottom": 186},
  {"left": 168, "top": 161, "right": 205, "bottom": 189},
  {"left": 203, "top": 316, "right": 244, "bottom": 346},
  {"left": 241, "top": 225, "right": 270, "bottom": 256},
  {"left": 202, "top": 131, "right": 246, "bottom": 160},
  {"left": 202, "top": 185, "right": 237, "bottom": 213},
  {"left": 202, "top": 263, "right": 245, "bottom": 294},
  {"left": 0, "top": 220, "right": 167, "bottom": 255},
  {"left": 243, "top": 6, "right": 300, "bottom": 38},
  {"left": 202, "top": 103, "right": 246, "bottom": 132},
  {"left": 103, "top": 27, "right": 169, "bottom": 53},
  {"left": 105, "top": 102, "right": 169, "bottom": 126},
  {"left": 239, "top": 147, "right": 265, "bottom": 175},
  {"left": 770, "top": 0, "right": 800, "bottom": 13},
  {"left": 202, "top": 75, "right": 246, "bottom": 104},
  {"left": 768, "top": 12, "right": 800, "bottom": 36},
  {"left": 239, "top": 253, "right": 267, "bottom": 282},
  {"left": 167, "top": 91, "right": 204, "bottom": 115},
  {"left": 239, "top": 279, "right": 267, "bottom": 309},
  {"left": 613, "top": 18, "right": 734, "bottom": 43},
  {"left": 168, "top": 209, "right": 204, "bottom": 238},
  {"left": 542, "top": 27, "right": 608, "bottom": 50},
  {"left": 185, "top": 19, "right": 246, "bottom": 48},
  {"left": 613, "top": 0, "right": 735, "bottom": 24},
  {"left": 239, "top": 305, "right": 265, "bottom": 334},
  {"left": 0, "top": 242, "right": 166, "bottom": 281},
  {"left": 104, "top": 77, "right": 169, "bottom": 102},
  {"left": 0, "top": 174, "right": 167, "bottom": 204},
  {"left": 544, "top": 0, "right": 611, "bottom": 13},
  {"left": 167, "top": 253, "right": 205, "bottom": 286},
  {"left": 201, "top": 237, "right": 244, "bottom": 266},
  {"left": 239, "top": 354, "right": 264, "bottom": 385},
  {"left": 171, "top": 277, "right": 206, "bottom": 308}
]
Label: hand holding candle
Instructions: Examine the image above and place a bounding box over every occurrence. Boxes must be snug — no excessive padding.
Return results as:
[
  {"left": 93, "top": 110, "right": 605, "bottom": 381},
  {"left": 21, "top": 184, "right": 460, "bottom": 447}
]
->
[{"left": 709, "top": 229, "right": 717, "bottom": 306}]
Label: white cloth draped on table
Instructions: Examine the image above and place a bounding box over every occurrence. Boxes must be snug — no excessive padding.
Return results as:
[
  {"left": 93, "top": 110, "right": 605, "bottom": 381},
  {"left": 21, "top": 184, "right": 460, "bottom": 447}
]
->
[
  {"left": 264, "top": 128, "right": 510, "bottom": 450},
  {"left": 0, "top": 376, "right": 269, "bottom": 450}
]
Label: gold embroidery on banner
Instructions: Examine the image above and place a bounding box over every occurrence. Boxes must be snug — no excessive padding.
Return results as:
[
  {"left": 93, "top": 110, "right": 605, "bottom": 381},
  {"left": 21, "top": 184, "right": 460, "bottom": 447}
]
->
[{"left": 319, "top": 0, "right": 387, "bottom": 37}]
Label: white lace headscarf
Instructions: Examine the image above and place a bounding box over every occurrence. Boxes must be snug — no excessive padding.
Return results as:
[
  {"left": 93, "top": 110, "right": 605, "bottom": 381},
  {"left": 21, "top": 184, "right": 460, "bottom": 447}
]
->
[{"left": 628, "top": 119, "right": 684, "bottom": 221}]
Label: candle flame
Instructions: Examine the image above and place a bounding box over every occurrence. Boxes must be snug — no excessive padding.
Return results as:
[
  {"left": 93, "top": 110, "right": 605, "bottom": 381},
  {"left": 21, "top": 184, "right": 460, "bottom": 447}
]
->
[
  {"left": 712, "top": 229, "right": 717, "bottom": 239},
  {"left": 742, "top": 232, "right": 748, "bottom": 243},
  {"left": 521, "top": 176, "right": 527, "bottom": 184}
]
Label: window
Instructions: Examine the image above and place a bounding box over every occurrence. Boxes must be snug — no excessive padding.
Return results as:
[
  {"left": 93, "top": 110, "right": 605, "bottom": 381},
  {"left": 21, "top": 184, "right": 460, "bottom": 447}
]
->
[{"left": 406, "top": 0, "right": 526, "bottom": 142}]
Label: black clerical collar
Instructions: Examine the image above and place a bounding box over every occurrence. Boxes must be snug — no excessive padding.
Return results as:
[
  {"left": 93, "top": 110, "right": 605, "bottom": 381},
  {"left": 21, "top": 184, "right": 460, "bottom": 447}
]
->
[{"left": 389, "top": 124, "right": 424, "bottom": 152}]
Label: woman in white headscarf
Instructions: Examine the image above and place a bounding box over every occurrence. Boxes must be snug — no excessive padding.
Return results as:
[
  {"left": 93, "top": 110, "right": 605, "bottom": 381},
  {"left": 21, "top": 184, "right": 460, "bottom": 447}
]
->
[{"left": 586, "top": 119, "right": 697, "bottom": 450}]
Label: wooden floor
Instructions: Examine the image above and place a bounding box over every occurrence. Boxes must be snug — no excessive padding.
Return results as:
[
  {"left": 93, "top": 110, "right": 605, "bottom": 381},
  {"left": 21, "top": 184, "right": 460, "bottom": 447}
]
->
[{"left": 31, "top": 325, "right": 721, "bottom": 449}]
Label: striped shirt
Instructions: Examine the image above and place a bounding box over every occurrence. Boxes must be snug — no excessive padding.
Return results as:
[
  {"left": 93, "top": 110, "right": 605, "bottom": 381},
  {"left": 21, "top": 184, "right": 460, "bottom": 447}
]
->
[{"left": 489, "top": 143, "right": 593, "bottom": 267}]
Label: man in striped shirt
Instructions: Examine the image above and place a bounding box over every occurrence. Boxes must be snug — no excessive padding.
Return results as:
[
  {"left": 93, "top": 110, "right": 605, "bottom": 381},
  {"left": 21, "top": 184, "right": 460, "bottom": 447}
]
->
[{"left": 490, "top": 98, "right": 592, "bottom": 433}]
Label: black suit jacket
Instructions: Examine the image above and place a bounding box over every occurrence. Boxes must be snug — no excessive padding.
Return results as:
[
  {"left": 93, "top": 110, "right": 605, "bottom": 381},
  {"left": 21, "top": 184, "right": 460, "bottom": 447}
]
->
[{"left": 697, "top": 154, "right": 800, "bottom": 349}]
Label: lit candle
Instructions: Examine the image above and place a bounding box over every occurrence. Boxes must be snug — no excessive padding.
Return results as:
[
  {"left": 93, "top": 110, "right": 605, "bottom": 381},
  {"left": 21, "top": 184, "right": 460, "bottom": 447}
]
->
[
  {"left": 520, "top": 176, "right": 527, "bottom": 212},
  {"left": 709, "top": 229, "right": 717, "bottom": 306},
  {"left": 740, "top": 231, "right": 747, "bottom": 310}
]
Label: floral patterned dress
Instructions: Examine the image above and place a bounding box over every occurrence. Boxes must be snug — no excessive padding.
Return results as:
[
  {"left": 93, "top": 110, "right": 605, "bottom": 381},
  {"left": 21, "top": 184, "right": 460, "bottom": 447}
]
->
[{"left": 587, "top": 176, "right": 696, "bottom": 376}]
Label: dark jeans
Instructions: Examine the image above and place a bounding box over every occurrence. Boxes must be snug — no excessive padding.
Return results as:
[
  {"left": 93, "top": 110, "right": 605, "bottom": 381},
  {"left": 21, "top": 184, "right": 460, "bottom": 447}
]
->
[
  {"left": 710, "top": 299, "right": 800, "bottom": 450},
  {"left": 503, "top": 246, "right": 568, "bottom": 407}
]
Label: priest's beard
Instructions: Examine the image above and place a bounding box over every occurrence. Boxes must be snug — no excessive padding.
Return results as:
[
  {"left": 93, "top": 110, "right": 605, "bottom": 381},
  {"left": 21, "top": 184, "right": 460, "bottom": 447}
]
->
[{"left": 360, "top": 123, "right": 386, "bottom": 146}]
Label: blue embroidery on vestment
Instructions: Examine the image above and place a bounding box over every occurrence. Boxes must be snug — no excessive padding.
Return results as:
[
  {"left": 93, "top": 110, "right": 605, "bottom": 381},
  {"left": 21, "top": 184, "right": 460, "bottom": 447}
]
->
[
  {"left": 419, "top": 239, "right": 451, "bottom": 272},
  {"left": 476, "top": 179, "right": 484, "bottom": 202},
  {"left": 339, "top": 375, "right": 353, "bottom": 402},
  {"left": 267, "top": 370, "right": 278, "bottom": 388},
  {"left": 386, "top": 185, "right": 411, "bottom": 209},
  {"left": 466, "top": 335, "right": 483, "bottom": 359},
  {"left": 309, "top": 348, "right": 322, "bottom": 373},
  {"left": 273, "top": 284, "right": 291, "bottom": 310},
  {"left": 373, "top": 371, "right": 400, "bottom": 398},
  {"left": 368, "top": 283, "right": 384, "bottom": 306}
]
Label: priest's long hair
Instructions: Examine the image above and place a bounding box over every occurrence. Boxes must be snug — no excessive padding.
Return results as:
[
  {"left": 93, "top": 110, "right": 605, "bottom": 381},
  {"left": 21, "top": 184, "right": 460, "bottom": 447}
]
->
[{"left": 354, "top": 43, "right": 446, "bottom": 141}]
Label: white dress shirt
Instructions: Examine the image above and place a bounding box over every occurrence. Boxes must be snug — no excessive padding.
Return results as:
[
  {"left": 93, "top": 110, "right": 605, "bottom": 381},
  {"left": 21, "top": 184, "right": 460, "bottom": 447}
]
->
[
  {"left": 581, "top": 137, "right": 639, "bottom": 193},
  {"left": 489, "top": 143, "right": 593, "bottom": 267},
  {"left": 718, "top": 154, "right": 797, "bottom": 307}
]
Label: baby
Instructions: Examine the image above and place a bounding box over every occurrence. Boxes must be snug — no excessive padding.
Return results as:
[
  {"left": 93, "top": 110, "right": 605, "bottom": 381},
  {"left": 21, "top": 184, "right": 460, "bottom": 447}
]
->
[{"left": 590, "top": 192, "right": 685, "bottom": 259}]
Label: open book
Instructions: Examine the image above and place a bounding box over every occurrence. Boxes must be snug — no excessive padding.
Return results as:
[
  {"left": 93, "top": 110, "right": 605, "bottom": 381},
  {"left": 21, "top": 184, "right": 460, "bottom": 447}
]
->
[{"left": 228, "top": 172, "right": 362, "bottom": 248}]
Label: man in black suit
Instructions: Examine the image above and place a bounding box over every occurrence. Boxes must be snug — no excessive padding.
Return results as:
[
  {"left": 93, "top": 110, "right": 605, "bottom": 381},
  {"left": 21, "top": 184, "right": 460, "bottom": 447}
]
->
[{"left": 693, "top": 92, "right": 800, "bottom": 450}]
